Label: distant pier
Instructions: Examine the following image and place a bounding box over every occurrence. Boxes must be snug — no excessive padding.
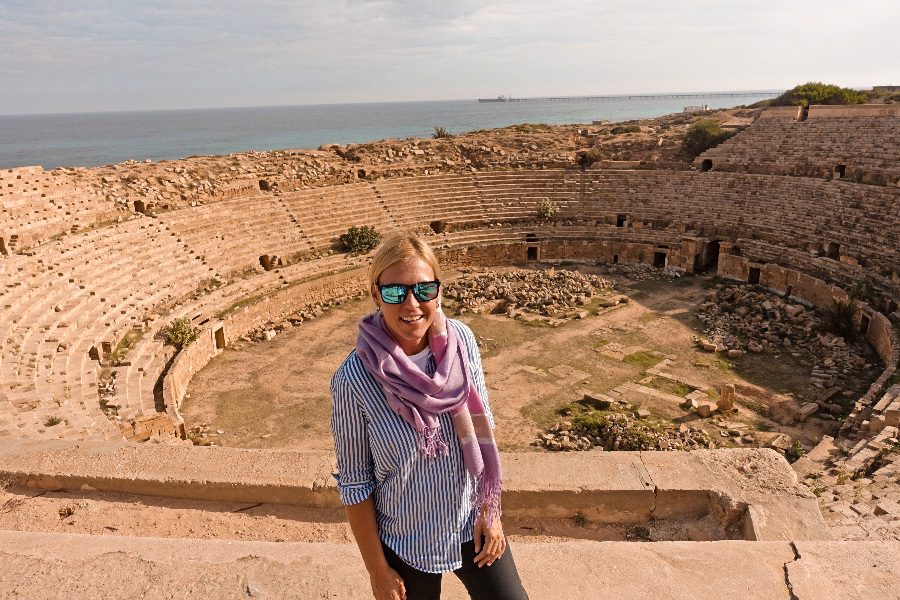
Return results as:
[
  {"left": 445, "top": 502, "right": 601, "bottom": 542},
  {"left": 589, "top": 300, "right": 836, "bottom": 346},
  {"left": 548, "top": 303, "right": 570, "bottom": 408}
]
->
[{"left": 478, "top": 91, "right": 783, "bottom": 103}]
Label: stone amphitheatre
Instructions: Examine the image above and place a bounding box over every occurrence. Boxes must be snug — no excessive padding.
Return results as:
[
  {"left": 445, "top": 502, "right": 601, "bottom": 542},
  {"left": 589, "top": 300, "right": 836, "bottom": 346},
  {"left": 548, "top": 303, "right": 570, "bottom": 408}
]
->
[{"left": 1, "top": 103, "right": 898, "bottom": 598}]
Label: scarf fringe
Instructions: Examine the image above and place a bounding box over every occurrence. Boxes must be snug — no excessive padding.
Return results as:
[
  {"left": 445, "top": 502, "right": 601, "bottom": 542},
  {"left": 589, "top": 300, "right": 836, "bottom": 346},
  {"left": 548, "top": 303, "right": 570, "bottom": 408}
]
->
[
  {"left": 471, "top": 471, "right": 503, "bottom": 528},
  {"left": 418, "top": 426, "right": 449, "bottom": 458}
]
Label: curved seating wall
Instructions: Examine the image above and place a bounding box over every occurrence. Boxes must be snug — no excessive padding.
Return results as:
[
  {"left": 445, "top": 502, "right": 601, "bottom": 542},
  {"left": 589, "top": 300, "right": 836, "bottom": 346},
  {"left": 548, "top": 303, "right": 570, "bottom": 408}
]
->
[{"left": 1, "top": 168, "right": 897, "bottom": 443}]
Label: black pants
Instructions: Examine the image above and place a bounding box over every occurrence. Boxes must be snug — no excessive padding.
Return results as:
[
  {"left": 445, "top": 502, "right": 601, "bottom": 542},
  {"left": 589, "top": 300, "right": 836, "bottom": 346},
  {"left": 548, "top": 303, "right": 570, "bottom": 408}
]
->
[{"left": 382, "top": 538, "right": 529, "bottom": 600}]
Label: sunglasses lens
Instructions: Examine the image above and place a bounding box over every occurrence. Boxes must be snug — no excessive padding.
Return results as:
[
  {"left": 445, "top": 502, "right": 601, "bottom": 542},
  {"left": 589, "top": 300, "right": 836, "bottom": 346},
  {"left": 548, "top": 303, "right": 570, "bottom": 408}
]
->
[
  {"left": 413, "top": 282, "right": 439, "bottom": 302},
  {"left": 380, "top": 285, "right": 406, "bottom": 304}
]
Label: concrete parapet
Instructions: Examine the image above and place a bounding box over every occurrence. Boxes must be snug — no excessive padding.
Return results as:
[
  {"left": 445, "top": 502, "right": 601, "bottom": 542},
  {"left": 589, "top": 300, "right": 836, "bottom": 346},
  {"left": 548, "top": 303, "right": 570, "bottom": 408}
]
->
[
  {"left": 0, "top": 442, "right": 829, "bottom": 541},
  {"left": 808, "top": 104, "right": 900, "bottom": 118}
]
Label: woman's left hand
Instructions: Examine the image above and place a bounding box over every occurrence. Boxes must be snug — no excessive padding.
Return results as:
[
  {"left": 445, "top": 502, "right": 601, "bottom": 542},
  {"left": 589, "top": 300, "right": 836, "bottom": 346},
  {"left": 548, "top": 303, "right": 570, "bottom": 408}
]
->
[{"left": 473, "top": 511, "right": 506, "bottom": 568}]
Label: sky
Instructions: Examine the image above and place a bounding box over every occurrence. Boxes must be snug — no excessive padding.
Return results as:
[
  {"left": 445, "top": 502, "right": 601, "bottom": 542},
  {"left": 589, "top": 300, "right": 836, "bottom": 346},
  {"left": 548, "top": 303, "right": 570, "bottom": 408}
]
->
[{"left": 0, "top": 0, "right": 898, "bottom": 115}]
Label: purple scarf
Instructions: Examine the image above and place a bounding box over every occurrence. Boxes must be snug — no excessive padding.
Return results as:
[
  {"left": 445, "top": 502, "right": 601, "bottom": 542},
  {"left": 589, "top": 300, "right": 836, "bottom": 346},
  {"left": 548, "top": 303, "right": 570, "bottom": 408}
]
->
[{"left": 356, "top": 310, "right": 502, "bottom": 527}]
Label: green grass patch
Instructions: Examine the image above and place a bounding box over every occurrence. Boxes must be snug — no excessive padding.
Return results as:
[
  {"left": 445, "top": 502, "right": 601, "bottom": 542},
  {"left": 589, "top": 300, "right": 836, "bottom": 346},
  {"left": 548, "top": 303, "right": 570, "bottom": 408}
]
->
[
  {"left": 736, "top": 397, "right": 767, "bottom": 414},
  {"left": 644, "top": 376, "right": 691, "bottom": 397},
  {"left": 107, "top": 327, "right": 144, "bottom": 364},
  {"left": 622, "top": 351, "right": 660, "bottom": 369}
]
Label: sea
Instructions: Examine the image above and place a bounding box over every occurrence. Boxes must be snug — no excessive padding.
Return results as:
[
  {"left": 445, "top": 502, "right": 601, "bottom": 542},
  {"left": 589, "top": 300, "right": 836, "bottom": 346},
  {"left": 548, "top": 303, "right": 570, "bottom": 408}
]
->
[{"left": 0, "top": 91, "right": 781, "bottom": 170}]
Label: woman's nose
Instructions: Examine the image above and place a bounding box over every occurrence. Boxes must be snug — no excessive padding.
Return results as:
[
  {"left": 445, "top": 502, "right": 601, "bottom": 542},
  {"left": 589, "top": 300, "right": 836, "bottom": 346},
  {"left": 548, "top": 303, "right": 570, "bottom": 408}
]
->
[{"left": 403, "top": 291, "right": 420, "bottom": 307}]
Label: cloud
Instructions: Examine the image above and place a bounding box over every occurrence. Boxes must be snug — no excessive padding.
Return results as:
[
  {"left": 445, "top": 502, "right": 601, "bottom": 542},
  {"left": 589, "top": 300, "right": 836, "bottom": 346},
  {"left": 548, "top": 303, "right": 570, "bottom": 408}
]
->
[{"left": 0, "top": 0, "right": 897, "bottom": 113}]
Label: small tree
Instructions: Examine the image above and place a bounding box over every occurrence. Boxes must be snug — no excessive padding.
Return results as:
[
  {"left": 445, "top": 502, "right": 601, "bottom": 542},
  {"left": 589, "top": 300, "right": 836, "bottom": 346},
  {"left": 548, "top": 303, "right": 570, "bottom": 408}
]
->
[
  {"left": 537, "top": 198, "right": 559, "bottom": 220},
  {"left": 338, "top": 225, "right": 381, "bottom": 253},
  {"left": 683, "top": 119, "right": 734, "bottom": 159},
  {"left": 164, "top": 318, "right": 199, "bottom": 349},
  {"left": 576, "top": 151, "right": 593, "bottom": 172},
  {"left": 433, "top": 126, "right": 452, "bottom": 139},
  {"left": 771, "top": 82, "right": 867, "bottom": 107}
]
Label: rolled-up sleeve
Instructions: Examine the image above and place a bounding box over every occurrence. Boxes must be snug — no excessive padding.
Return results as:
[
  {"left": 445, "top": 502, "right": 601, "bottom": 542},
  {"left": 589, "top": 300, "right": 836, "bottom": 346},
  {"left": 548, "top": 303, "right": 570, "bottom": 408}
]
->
[{"left": 330, "top": 368, "right": 376, "bottom": 505}]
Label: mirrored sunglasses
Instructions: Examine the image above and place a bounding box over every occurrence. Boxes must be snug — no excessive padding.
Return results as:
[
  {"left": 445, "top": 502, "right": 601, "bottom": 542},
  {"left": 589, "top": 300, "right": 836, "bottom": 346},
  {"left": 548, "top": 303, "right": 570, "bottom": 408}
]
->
[{"left": 378, "top": 280, "right": 441, "bottom": 304}]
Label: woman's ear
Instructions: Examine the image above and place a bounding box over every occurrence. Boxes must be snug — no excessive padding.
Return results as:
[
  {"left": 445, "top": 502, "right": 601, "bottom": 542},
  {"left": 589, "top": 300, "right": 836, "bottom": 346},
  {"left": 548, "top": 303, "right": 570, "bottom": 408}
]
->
[{"left": 370, "top": 284, "right": 381, "bottom": 310}]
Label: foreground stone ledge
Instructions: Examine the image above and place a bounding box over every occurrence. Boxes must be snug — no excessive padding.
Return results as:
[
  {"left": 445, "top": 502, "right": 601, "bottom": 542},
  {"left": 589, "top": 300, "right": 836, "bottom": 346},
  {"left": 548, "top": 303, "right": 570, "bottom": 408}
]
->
[
  {"left": 1, "top": 530, "right": 896, "bottom": 599},
  {"left": 0, "top": 442, "right": 827, "bottom": 539}
]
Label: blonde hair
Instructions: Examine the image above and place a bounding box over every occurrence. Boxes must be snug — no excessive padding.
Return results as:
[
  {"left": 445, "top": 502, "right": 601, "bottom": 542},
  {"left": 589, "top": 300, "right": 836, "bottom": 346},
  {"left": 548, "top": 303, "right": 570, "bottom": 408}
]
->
[{"left": 368, "top": 235, "right": 442, "bottom": 287}]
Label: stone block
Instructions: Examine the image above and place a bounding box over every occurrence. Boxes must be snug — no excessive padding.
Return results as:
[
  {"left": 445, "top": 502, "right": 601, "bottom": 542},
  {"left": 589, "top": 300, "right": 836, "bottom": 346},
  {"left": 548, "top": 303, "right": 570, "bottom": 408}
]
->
[
  {"left": 696, "top": 402, "right": 716, "bottom": 418},
  {"left": 717, "top": 384, "right": 736, "bottom": 412},
  {"left": 796, "top": 402, "right": 819, "bottom": 422}
]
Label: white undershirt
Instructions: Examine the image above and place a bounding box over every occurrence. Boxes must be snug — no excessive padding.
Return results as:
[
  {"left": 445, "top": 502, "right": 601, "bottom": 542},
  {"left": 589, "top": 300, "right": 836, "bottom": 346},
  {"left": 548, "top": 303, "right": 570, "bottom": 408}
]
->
[{"left": 408, "top": 346, "right": 433, "bottom": 372}]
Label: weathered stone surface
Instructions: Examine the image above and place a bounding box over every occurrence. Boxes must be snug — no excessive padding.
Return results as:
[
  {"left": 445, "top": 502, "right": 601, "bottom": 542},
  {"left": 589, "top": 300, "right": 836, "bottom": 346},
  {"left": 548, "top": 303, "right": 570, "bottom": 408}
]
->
[{"left": 787, "top": 541, "right": 900, "bottom": 600}]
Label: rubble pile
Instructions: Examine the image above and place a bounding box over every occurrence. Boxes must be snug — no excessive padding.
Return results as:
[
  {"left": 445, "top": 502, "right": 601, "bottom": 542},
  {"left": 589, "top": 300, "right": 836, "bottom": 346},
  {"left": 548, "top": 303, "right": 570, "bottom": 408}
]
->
[
  {"left": 443, "top": 269, "right": 612, "bottom": 319},
  {"left": 536, "top": 406, "right": 717, "bottom": 452},
  {"left": 605, "top": 263, "right": 680, "bottom": 281},
  {"left": 793, "top": 431, "right": 900, "bottom": 541},
  {"left": 696, "top": 285, "right": 875, "bottom": 391},
  {"left": 235, "top": 294, "right": 361, "bottom": 346}
]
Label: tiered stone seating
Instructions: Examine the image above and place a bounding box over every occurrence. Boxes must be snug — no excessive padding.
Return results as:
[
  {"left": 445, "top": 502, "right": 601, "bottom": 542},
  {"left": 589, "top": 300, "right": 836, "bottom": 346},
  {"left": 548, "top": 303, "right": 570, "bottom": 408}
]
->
[
  {"left": 698, "top": 106, "right": 900, "bottom": 185},
  {"left": 0, "top": 216, "right": 211, "bottom": 440},
  {"left": 156, "top": 194, "right": 310, "bottom": 277},
  {"left": 280, "top": 183, "right": 394, "bottom": 250},
  {"left": 372, "top": 173, "right": 484, "bottom": 232},
  {"left": 0, "top": 166, "right": 118, "bottom": 252},
  {"left": 474, "top": 170, "right": 583, "bottom": 222}
]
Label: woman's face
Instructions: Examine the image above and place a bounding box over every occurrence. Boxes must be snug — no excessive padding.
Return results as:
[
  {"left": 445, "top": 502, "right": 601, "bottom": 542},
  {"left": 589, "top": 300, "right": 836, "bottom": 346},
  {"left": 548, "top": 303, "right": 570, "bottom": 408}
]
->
[{"left": 372, "top": 257, "right": 440, "bottom": 356}]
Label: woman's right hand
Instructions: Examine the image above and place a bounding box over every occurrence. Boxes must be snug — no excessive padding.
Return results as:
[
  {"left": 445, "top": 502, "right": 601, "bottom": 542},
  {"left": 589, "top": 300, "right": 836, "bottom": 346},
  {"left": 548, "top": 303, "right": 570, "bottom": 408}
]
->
[{"left": 369, "top": 566, "right": 406, "bottom": 600}]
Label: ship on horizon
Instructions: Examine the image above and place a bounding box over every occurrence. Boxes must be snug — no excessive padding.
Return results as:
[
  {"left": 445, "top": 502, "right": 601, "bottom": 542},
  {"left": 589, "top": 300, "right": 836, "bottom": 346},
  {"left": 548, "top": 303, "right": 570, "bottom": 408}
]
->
[{"left": 477, "top": 95, "right": 515, "bottom": 103}]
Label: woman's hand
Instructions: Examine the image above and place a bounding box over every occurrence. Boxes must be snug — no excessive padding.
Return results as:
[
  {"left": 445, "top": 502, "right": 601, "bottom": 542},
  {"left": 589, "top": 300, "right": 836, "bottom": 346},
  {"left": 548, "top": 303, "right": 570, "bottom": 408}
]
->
[
  {"left": 473, "top": 511, "right": 506, "bottom": 568},
  {"left": 369, "top": 565, "right": 406, "bottom": 600}
]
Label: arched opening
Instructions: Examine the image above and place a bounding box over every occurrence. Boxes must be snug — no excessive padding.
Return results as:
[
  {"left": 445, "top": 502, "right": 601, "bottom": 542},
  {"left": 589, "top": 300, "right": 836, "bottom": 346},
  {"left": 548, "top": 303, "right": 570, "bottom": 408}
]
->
[
  {"left": 527, "top": 246, "right": 539, "bottom": 261},
  {"left": 859, "top": 314, "right": 871, "bottom": 337},
  {"left": 834, "top": 164, "right": 846, "bottom": 179},
  {"left": 701, "top": 159, "right": 713, "bottom": 172},
  {"left": 653, "top": 252, "right": 667, "bottom": 268},
  {"left": 214, "top": 326, "right": 226, "bottom": 350},
  {"left": 696, "top": 240, "right": 720, "bottom": 272},
  {"left": 827, "top": 242, "right": 841, "bottom": 261},
  {"left": 748, "top": 267, "right": 761, "bottom": 285}
]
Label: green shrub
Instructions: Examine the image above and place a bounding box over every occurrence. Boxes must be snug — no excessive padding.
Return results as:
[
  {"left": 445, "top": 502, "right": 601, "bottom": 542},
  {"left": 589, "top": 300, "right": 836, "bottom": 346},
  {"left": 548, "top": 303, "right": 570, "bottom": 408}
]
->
[
  {"left": 785, "top": 440, "right": 806, "bottom": 463},
  {"left": 164, "top": 318, "right": 200, "bottom": 349},
  {"left": 847, "top": 277, "right": 874, "bottom": 302},
  {"left": 433, "top": 126, "right": 452, "bottom": 139},
  {"left": 683, "top": 119, "right": 734, "bottom": 158},
  {"left": 611, "top": 125, "right": 641, "bottom": 134},
  {"left": 44, "top": 416, "right": 63, "bottom": 427},
  {"left": 536, "top": 198, "right": 559, "bottom": 220},
  {"left": 338, "top": 225, "right": 381, "bottom": 253},
  {"left": 771, "top": 82, "right": 867, "bottom": 107}
]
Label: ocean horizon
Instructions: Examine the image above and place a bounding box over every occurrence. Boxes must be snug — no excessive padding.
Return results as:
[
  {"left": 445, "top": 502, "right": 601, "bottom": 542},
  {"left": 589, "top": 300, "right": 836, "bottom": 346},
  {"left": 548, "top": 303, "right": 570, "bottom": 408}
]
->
[{"left": 0, "top": 91, "right": 781, "bottom": 170}]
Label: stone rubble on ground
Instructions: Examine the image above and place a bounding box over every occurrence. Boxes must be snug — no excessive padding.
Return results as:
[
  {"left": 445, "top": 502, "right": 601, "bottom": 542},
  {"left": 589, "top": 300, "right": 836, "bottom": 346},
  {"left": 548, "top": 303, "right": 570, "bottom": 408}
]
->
[{"left": 443, "top": 268, "right": 612, "bottom": 322}]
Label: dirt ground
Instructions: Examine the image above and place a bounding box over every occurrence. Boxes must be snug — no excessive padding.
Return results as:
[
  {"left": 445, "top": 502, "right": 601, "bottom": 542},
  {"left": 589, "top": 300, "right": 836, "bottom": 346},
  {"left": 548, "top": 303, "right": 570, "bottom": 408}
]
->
[{"left": 180, "top": 268, "right": 850, "bottom": 453}]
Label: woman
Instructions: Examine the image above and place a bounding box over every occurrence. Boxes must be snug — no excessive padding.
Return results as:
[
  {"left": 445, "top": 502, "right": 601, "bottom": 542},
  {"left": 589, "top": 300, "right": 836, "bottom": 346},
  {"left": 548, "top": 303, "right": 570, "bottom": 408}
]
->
[{"left": 331, "top": 235, "right": 529, "bottom": 600}]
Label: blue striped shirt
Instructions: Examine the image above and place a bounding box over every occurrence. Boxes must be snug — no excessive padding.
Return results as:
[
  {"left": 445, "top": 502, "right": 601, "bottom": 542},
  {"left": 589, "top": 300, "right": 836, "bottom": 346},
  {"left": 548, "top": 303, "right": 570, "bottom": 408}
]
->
[{"left": 330, "top": 319, "right": 494, "bottom": 573}]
